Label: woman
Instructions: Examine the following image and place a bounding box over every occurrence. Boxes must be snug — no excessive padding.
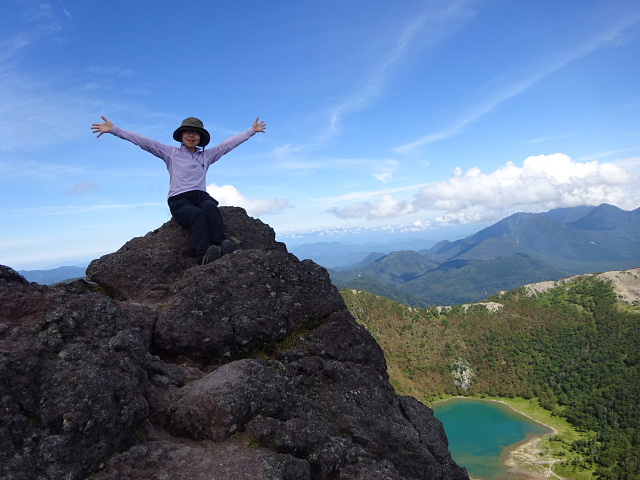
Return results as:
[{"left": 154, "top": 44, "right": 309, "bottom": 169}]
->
[{"left": 92, "top": 115, "right": 267, "bottom": 264}]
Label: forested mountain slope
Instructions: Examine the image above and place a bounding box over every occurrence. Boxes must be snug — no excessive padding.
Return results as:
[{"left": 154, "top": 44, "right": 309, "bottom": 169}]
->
[
  {"left": 332, "top": 204, "right": 640, "bottom": 306},
  {"left": 341, "top": 268, "right": 640, "bottom": 480}
]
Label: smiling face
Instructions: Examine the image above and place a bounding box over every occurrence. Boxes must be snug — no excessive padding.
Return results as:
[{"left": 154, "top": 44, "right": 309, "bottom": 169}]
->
[{"left": 182, "top": 130, "right": 201, "bottom": 152}]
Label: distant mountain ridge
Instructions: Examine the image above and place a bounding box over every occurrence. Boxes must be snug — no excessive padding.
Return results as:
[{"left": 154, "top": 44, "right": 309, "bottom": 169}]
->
[
  {"left": 288, "top": 238, "right": 438, "bottom": 270},
  {"left": 422, "top": 204, "right": 639, "bottom": 271},
  {"left": 18, "top": 265, "right": 87, "bottom": 285},
  {"left": 330, "top": 204, "right": 640, "bottom": 306}
]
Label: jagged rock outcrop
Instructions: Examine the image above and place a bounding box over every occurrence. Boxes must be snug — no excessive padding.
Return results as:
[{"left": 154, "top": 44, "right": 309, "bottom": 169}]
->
[
  {"left": 0, "top": 266, "right": 150, "bottom": 480},
  {"left": 0, "top": 207, "right": 468, "bottom": 480}
]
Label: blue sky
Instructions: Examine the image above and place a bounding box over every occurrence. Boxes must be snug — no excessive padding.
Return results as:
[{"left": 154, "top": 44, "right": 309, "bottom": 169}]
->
[{"left": 1, "top": 0, "right": 640, "bottom": 270}]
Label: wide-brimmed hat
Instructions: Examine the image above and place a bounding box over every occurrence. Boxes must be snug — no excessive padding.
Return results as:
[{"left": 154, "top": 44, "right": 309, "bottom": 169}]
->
[{"left": 173, "top": 117, "right": 210, "bottom": 147}]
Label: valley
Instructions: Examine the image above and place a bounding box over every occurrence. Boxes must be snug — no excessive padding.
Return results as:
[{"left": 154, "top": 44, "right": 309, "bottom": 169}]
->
[{"left": 341, "top": 268, "right": 640, "bottom": 479}]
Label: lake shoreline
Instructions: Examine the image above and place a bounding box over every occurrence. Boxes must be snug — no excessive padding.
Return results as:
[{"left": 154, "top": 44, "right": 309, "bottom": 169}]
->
[
  {"left": 503, "top": 434, "right": 563, "bottom": 480},
  {"left": 432, "top": 396, "right": 559, "bottom": 480},
  {"left": 492, "top": 401, "right": 560, "bottom": 480}
]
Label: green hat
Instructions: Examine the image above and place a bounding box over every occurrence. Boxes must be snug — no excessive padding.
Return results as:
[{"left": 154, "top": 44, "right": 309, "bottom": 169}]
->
[{"left": 173, "top": 117, "right": 211, "bottom": 147}]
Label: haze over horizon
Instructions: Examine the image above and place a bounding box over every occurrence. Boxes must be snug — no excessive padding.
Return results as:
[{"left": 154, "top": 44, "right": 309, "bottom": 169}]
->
[{"left": 2, "top": 1, "right": 640, "bottom": 270}]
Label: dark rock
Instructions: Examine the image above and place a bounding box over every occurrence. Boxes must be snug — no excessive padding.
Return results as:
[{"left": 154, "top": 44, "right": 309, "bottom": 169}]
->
[
  {"left": 86, "top": 206, "right": 287, "bottom": 303},
  {"left": 221, "top": 206, "right": 289, "bottom": 252},
  {"left": 166, "top": 358, "right": 290, "bottom": 441},
  {"left": 0, "top": 207, "right": 468, "bottom": 480},
  {"left": 92, "top": 437, "right": 310, "bottom": 480},
  {"left": 1, "top": 264, "right": 30, "bottom": 285},
  {"left": 0, "top": 275, "right": 151, "bottom": 480},
  {"left": 154, "top": 249, "right": 346, "bottom": 361}
]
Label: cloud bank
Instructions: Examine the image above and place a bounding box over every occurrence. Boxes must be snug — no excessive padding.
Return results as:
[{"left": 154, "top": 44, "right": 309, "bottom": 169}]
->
[
  {"left": 330, "top": 154, "right": 639, "bottom": 223},
  {"left": 208, "top": 183, "right": 289, "bottom": 217}
]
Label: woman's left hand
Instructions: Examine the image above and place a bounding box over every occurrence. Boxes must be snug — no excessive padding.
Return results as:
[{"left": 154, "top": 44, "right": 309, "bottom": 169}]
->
[{"left": 252, "top": 117, "right": 267, "bottom": 133}]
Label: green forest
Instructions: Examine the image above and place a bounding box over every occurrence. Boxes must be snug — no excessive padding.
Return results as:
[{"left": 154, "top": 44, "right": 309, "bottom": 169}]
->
[{"left": 341, "top": 277, "right": 640, "bottom": 480}]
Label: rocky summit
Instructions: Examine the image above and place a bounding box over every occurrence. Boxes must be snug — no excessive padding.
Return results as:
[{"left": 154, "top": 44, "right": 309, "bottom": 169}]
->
[{"left": 0, "top": 207, "right": 468, "bottom": 480}]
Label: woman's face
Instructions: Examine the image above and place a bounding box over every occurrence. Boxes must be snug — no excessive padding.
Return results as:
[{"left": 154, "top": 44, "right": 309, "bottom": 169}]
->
[{"left": 182, "top": 130, "right": 201, "bottom": 150}]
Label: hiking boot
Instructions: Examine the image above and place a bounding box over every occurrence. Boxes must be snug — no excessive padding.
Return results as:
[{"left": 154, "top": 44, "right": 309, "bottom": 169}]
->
[
  {"left": 202, "top": 244, "right": 221, "bottom": 265},
  {"left": 221, "top": 238, "right": 235, "bottom": 256}
]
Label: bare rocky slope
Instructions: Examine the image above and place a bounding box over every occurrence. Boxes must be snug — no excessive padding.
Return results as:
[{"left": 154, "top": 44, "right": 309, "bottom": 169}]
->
[
  {"left": 0, "top": 207, "right": 468, "bottom": 480},
  {"left": 519, "top": 267, "right": 640, "bottom": 305}
]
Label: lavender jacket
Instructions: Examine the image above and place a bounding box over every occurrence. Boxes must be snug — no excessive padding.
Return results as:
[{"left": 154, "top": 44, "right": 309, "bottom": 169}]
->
[{"left": 110, "top": 125, "right": 256, "bottom": 198}]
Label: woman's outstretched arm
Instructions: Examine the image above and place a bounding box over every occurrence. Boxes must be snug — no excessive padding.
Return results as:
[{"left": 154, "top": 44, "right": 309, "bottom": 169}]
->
[{"left": 90, "top": 116, "right": 173, "bottom": 161}]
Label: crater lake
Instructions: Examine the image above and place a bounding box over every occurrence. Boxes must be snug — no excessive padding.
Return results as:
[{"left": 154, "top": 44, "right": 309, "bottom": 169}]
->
[{"left": 432, "top": 398, "right": 553, "bottom": 480}]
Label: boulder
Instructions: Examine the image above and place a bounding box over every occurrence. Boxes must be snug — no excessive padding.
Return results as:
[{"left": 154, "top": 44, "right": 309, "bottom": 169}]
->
[
  {"left": 154, "top": 249, "right": 346, "bottom": 360},
  {"left": 0, "top": 272, "right": 152, "bottom": 480},
  {"left": 86, "top": 206, "right": 287, "bottom": 303}
]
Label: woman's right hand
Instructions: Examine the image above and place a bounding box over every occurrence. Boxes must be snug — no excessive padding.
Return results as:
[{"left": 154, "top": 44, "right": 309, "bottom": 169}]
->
[{"left": 91, "top": 116, "right": 113, "bottom": 137}]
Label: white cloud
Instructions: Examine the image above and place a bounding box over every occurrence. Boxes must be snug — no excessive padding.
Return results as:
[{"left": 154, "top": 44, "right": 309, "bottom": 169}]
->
[
  {"left": 370, "top": 194, "right": 415, "bottom": 218},
  {"left": 331, "top": 193, "right": 414, "bottom": 220},
  {"left": 208, "top": 183, "right": 289, "bottom": 216},
  {"left": 328, "top": 154, "right": 639, "bottom": 223},
  {"left": 65, "top": 182, "right": 98, "bottom": 195},
  {"left": 525, "top": 133, "right": 577, "bottom": 145},
  {"left": 612, "top": 155, "right": 640, "bottom": 175},
  {"left": 317, "top": 182, "right": 432, "bottom": 211},
  {"left": 418, "top": 153, "right": 637, "bottom": 212},
  {"left": 372, "top": 159, "right": 399, "bottom": 183},
  {"left": 424, "top": 153, "right": 640, "bottom": 216}
]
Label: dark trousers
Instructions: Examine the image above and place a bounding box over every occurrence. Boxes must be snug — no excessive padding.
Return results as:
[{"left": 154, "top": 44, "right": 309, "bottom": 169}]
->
[{"left": 168, "top": 190, "right": 226, "bottom": 262}]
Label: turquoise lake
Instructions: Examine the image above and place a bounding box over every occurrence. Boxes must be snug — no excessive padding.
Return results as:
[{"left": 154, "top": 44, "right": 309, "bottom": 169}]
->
[{"left": 432, "top": 398, "right": 552, "bottom": 480}]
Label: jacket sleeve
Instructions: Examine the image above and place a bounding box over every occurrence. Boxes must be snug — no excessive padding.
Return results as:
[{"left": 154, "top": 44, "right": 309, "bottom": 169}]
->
[
  {"left": 110, "top": 125, "right": 174, "bottom": 161},
  {"left": 205, "top": 128, "right": 256, "bottom": 166}
]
